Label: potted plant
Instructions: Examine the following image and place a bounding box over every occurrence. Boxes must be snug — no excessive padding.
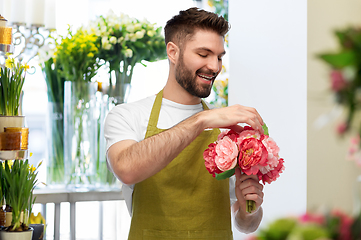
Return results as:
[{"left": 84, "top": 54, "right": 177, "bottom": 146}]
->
[
  {"left": 0, "top": 57, "right": 29, "bottom": 132},
  {"left": 0, "top": 159, "right": 41, "bottom": 240}
]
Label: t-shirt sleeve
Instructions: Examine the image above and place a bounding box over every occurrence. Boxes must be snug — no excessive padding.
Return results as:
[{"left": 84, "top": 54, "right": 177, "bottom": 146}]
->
[{"left": 104, "top": 105, "right": 139, "bottom": 151}]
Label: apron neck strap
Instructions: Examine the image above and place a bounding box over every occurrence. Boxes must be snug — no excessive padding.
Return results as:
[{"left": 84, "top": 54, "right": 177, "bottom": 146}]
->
[{"left": 147, "top": 89, "right": 209, "bottom": 130}]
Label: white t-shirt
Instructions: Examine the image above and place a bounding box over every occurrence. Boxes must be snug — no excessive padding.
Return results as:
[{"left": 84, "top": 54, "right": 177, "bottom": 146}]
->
[{"left": 104, "top": 94, "right": 236, "bottom": 215}]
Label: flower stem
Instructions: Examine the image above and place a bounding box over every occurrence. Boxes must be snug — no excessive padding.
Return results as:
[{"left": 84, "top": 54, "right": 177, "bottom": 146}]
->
[{"left": 246, "top": 200, "right": 256, "bottom": 213}]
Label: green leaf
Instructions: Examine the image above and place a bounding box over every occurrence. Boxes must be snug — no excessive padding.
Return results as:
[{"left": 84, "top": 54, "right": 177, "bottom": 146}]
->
[
  {"left": 215, "top": 168, "right": 235, "bottom": 180},
  {"left": 263, "top": 123, "right": 269, "bottom": 136},
  {"left": 318, "top": 51, "right": 356, "bottom": 68}
]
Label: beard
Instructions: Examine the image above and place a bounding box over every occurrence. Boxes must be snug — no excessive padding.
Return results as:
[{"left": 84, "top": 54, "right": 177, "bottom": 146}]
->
[{"left": 175, "top": 52, "right": 216, "bottom": 98}]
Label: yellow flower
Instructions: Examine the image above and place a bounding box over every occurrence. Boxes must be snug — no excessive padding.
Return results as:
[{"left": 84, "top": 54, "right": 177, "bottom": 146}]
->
[
  {"left": 2, "top": 160, "right": 13, "bottom": 170},
  {"left": 87, "top": 52, "right": 94, "bottom": 58},
  {"left": 30, "top": 212, "right": 46, "bottom": 230},
  {"left": 5, "top": 58, "right": 14, "bottom": 69},
  {"left": 29, "top": 164, "right": 36, "bottom": 173}
]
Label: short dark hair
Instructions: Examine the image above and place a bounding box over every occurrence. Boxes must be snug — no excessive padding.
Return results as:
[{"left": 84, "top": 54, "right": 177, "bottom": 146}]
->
[{"left": 164, "top": 7, "right": 230, "bottom": 48}]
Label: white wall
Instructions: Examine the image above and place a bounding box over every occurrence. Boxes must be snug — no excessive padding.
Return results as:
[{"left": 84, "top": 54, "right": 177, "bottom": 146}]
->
[{"left": 228, "top": 0, "right": 307, "bottom": 238}]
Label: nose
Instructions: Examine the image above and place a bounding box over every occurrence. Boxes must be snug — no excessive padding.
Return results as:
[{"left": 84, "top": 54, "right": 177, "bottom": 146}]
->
[{"left": 207, "top": 56, "right": 221, "bottom": 74}]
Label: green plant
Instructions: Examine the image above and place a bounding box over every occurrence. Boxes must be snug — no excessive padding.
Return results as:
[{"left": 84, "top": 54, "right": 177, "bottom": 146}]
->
[
  {"left": 1, "top": 160, "right": 41, "bottom": 232},
  {"left": 0, "top": 57, "right": 29, "bottom": 116}
]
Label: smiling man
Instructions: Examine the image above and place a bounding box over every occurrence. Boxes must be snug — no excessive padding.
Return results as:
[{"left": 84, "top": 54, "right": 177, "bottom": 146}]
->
[{"left": 105, "top": 7, "right": 265, "bottom": 240}]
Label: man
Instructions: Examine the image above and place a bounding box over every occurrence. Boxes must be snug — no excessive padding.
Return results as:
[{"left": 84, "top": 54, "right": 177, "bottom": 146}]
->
[{"left": 105, "top": 7, "right": 264, "bottom": 239}]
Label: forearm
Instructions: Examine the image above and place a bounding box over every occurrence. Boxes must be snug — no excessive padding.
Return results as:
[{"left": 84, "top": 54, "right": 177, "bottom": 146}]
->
[
  {"left": 232, "top": 201, "right": 263, "bottom": 234},
  {"left": 109, "top": 112, "right": 206, "bottom": 185}
]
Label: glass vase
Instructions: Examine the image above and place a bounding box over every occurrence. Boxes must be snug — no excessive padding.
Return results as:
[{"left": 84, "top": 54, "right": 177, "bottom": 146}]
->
[
  {"left": 64, "top": 81, "right": 98, "bottom": 190},
  {"left": 46, "top": 102, "right": 65, "bottom": 187},
  {"left": 95, "top": 70, "right": 131, "bottom": 189}
]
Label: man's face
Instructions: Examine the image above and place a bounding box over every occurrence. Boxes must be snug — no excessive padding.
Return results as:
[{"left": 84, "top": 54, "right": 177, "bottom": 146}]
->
[{"left": 175, "top": 29, "right": 226, "bottom": 98}]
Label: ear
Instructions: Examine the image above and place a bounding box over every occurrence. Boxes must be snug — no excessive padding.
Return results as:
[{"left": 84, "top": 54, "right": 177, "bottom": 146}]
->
[{"left": 167, "top": 42, "right": 179, "bottom": 65}]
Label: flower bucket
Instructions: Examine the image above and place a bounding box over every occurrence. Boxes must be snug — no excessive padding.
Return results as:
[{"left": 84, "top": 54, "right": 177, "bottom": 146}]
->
[
  {"left": 0, "top": 227, "right": 33, "bottom": 240},
  {"left": 0, "top": 116, "right": 25, "bottom": 133},
  {"left": 64, "top": 81, "right": 98, "bottom": 190},
  {"left": 29, "top": 224, "right": 44, "bottom": 240}
]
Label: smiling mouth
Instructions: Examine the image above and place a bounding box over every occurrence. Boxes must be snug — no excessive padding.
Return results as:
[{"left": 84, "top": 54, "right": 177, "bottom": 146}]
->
[{"left": 197, "top": 73, "right": 216, "bottom": 82}]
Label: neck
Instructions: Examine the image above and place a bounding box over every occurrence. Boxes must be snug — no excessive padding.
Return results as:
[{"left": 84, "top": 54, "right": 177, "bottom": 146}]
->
[{"left": 163, "top": 76, "right": 202, "bottom": 105}]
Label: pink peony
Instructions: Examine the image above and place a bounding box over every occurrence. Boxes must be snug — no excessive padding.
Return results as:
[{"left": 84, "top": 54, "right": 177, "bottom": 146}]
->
[
  {"left": 215, "top": 136, "right": 239, "bottom": 171},
  {"left": 258, "top": 158, "right": 285, "bottom": 184},
  {"left": 330, "top": 70, "right": 347, "bottom": 92},
  {"left": 203, "top": 143, "right": 222, "bottom": 177},
  {"left": 217, "top": 129, "right": 239, "bottom": 142},
  {"left": 238, "top": 137, "right": 268, "bottom": 175},
  {"left": 236, "top": 127, "right": 261, "bottom": 145},
  {"left": 261, "top": 136, "right": 280, "bottom": 170}
]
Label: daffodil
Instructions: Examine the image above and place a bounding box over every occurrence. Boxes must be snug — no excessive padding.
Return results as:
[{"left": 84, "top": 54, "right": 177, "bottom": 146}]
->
[{"left": 0, "top": 58, "right": 29, "bottom": 116}]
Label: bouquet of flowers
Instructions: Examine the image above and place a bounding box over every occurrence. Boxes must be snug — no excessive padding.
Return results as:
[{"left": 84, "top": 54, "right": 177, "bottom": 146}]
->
[
  {"left": 203, "top": 124, "right": 285, "bottom": 213},
  {"left": 86, "top": 10, "right": 167, "bottom": 102},
  {"left": 54, "top": 26, "right": 101, "bottom": 83}
]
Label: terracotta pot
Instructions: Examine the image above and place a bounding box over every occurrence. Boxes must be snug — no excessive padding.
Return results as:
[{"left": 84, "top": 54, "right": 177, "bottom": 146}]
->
[
  {"left": 0, "top": 227, "right": 33, "bottom": 240},
  {"left": 0, "top": 116, "right": 25, "bottom": 133}
]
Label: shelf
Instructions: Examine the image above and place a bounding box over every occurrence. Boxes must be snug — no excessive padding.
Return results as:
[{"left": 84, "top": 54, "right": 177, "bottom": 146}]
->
[
  {"left": 0, "top": 150, "right": 29, "bottom": 160},
  {"left": 0, "top": 43, "right": 14, "bottom": 54}
]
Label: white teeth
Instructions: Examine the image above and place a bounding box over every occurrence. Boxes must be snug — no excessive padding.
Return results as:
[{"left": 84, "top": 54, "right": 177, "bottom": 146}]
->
[{"left": 198, "top": 74, "right": 213, "bottom": 80}]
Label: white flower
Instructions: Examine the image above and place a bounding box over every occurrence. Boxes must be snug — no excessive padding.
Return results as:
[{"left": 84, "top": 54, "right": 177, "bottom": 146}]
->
[
  {"left": 134, "top": 23, "right": 142, "bottom": 31},
  {"left": 38, "top": 45, "right": 56, "bottom": 63},
  {"left": 126, "top": 24, "right": 135, "bottom": 33},
  {"left": 129, "top": 33, "right": 137, "bottom": 42},
  {"left": 124, "top": 48, "right": 133, "bottom": 58},
  {"left": 135, "top": 30, "right": 145, "bottom": 39},
  {"left": 109, "top": 36, "right": 117, "bottom": 44},
  {"left": 147, "top": 30, "right": 155, "bottom": 37},
  {"left": 101, "top": 37, "right": 112, "bottom": 50}
]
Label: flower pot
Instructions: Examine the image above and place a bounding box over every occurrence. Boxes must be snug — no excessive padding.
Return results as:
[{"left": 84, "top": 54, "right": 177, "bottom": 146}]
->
[
  {"left": 0, "top": 208, "right": 5, "bottom": 227},
  {"left": 29, "top": 224, "right": 44, "bottom": 240},
  {"left": 0, "top": 227, "right": 33, "bottom": 240},
  {"left": 0, "top": 116, "right": 25, "bottom": 133}
]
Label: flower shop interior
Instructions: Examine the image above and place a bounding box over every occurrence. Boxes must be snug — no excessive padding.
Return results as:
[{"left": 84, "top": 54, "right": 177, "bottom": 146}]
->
[{"left": 0, "top": 0, "right": 361, "bottom": 239}]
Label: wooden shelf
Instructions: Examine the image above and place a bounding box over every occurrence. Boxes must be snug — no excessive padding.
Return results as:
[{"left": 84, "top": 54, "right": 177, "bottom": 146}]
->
[{"left": 0, "top": 150, "right": 29, "bottom": 160}]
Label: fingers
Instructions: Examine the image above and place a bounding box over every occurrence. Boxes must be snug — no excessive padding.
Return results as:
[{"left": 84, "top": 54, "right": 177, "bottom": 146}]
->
[
  {"left": 235, "top": 170, "right": 264, "bottom": 207},
  {"left": 234, "top": 105, "right": 264, "bottom": 134}
]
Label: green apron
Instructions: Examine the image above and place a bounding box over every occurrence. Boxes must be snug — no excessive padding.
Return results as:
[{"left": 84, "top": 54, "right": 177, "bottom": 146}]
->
[{"left": 128, "top": 90, "right": 233, "bottom": 240}]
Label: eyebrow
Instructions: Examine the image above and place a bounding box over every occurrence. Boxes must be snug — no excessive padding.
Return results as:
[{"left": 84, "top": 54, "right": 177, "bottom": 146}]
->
[{"left": 195, "top": 47, "right": 226, "bottom": 57}]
